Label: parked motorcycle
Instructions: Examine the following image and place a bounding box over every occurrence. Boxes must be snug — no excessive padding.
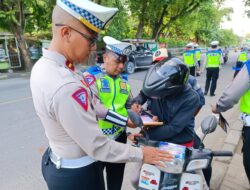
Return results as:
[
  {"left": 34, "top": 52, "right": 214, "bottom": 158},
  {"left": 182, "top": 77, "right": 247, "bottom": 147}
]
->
[{"left": 134, "top": 115, "right": 232, "bottom": 190}]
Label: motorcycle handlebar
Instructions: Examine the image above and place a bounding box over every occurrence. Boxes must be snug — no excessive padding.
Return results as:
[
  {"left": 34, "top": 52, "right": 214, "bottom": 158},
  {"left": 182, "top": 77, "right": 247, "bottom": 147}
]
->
[
  {"left": 134, "top": 136, "right": 159, "bottom": 147},
  {"left": 212, "top": 151, "right": 233, "bottom": 157}
]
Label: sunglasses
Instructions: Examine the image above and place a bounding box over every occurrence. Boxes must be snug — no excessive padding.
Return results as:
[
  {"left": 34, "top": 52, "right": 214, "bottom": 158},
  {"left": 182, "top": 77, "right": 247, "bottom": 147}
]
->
[
  {"left": 55, "top": 24, "right": 98, "bottom": 47},
  {"left": 108, "top": 51, "right": 127, "bottom": 63}
]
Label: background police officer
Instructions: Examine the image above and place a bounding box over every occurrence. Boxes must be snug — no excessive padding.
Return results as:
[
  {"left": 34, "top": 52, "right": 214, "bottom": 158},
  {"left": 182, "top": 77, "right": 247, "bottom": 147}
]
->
[
  {"left": 183, "top": 42, "right": 196, "bottom": 76},
  {"left": 30, "top": 1, "right": 172, "bottom": 190},
  {"left": 194, "top": 43, "right": 201, "bottom": 76},
  {"left": 204, "top": 41, "right": 222, "bottom": 96},
  {"left": 212, "top": 60, "right": 250, "bottom": 185},
  {"left": 233, "top": 47, "right": 249, "bottom": 78}
]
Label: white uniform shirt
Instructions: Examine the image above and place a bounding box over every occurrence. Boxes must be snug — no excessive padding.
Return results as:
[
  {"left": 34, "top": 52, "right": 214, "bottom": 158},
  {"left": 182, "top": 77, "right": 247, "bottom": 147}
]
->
[{"left": 30, "top": 49, "right": 143, "bottom": 162}]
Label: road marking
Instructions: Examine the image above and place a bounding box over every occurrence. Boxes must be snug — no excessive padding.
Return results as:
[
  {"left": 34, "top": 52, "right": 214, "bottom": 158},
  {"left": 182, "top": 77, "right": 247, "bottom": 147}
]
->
[{"left": 0, "top": 96, "right": 32, "bottom": 105}]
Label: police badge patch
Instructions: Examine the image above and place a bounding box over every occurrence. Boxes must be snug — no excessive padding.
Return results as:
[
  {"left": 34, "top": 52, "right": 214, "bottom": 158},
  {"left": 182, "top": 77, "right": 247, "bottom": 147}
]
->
[
  {"left": 120, "top": 81, "right": 128, "bottom": 94},
  {"left": 100, "top": 78, "right": 111, "bottom": 92},
  {"left": 122, "top": 45, "right": 132, "bottom": 56},
  {"left": 72, "top": 88, "right": 88, "bottom": 111},
  {"left": 83, "top": 74, "right": 96, "bottom": 87}
]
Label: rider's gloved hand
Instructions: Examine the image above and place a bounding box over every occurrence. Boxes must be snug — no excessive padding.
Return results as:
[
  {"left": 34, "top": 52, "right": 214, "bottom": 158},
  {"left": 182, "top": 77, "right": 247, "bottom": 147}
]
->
[
  {"left": 131, "top": 102, "right": 142, "bottom": 114},
  {"left": 127, "top": 109, "right": 143, "bottom": 128}
]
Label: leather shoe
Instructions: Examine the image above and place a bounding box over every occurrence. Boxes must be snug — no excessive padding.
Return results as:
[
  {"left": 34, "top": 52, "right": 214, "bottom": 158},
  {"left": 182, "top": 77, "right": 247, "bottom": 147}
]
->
[
  {"left": 210, "top": 93, "right": 215, "bottom": 96},
  {"left": 204, "top": 91, "right": 208, "bottom": 95}
]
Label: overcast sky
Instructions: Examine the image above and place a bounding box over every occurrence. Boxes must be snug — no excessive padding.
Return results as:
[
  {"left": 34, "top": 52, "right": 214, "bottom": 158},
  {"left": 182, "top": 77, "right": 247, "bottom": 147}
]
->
[{"left": 221, "top": 0, "right": 250, "bottom": 37}]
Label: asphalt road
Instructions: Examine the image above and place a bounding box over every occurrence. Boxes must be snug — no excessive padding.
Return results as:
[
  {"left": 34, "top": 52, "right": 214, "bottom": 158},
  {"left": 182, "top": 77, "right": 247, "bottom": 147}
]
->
[{"left": 0, "top": 51, "right": 241, "bottom": 190}]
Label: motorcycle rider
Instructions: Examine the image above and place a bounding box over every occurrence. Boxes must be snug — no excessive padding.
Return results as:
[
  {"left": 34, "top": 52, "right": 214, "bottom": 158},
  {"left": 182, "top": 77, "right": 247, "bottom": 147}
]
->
[
  {"left": 133, "top": 58, "right": 199, "bottom": 145},
  {"left": 142, "top": 49, "right": 205, "bottom": 115},
  {"left": 147, "top": 51, "right": 212, "bottom": 185},
  {"left": 130, "top": 58, "right": 209, "bottom": 189}
]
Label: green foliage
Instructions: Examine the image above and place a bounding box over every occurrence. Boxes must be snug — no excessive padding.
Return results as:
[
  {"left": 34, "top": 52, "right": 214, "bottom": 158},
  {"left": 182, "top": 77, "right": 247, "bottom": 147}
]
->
[
  {"left": 96, "top": 0, "right": 131, "bottom": 40},
  {"left": 24, "top": 0, "right": 55, "bottom": 34},
  {"left": 217, "top": 29, "right": 240, "bottom": 46},
  {"left": 244, "top": 0, "right": 250, "bottom": 17},
  {"left": 0, "top": 0, "right": 55, "bottom": 34},
  {"left": 158, "top": 37, "right": 186, "bottom": 48},
  {"left": 162, "top": 0, "right": 238, "bottom": 46},
  {"left": 0, "top": 0, "right": 241, "bottom": 50},
  {"left": 244, "top": 0, "right": 250, "bottom": 6}
]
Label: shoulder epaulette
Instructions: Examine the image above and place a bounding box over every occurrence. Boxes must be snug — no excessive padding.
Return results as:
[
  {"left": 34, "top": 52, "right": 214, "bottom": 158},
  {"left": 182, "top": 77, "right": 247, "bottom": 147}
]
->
[
  {"left": 86, "top": 65, "right": 102, "bottom": 76},
  {"left": 245, "top": 60, "right": 250, "bottom": 76},
  {"left": 206, "top": 49, "right": 220, "bottom": 54},
  {"left": 120, "top": 73, "right": 129, "bottom": 82}
]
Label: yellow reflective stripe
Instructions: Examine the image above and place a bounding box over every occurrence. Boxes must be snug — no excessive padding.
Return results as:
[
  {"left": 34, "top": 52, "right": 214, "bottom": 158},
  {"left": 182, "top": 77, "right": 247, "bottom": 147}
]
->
[
  {"left": 207, "top": 53, "right": 220, "bottom": 67},
  {"left": 183, "top": 53, "right": 195, "bottom": 66},
  {"left": 240, "top": 91, "right": 250, "bottom": 114},
  {"left": 96, "top": 76, "right": 130, "bottom": 133},
  {"left": 79, "top": 17, "right": 100, "bottom": 33},
  {"left": 238, "top": 52, "right": 247, "bottom": 62}
]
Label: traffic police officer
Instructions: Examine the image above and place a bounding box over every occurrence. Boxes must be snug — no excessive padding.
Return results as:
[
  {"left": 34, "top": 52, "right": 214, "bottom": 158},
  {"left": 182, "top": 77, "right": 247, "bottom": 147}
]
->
[
  {"left": 85, "top": 36, "right": 136, "bottom": 190},
  {"left": 204, "top": 41, "right": 222, "bottom": 96},
  {"left": 212, "top": 60, "right": 250, "bottom": 184},
  {"left": 30, "top": 1, "right": 172, "bottom": 190},
  {"left": 194, "top": 43, "right": 201, "bottom": 75},
  {"left": 183, "top": 42, "right": 196, "bottom": 76},
  {"left": 233, "top": 47, "right": 249, "bottom": 78}
]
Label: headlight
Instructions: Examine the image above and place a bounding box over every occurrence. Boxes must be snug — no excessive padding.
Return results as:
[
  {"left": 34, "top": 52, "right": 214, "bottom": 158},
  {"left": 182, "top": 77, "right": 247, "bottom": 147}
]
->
[{"left": 186, "top": 159, "right": 209, "bottom": 172}]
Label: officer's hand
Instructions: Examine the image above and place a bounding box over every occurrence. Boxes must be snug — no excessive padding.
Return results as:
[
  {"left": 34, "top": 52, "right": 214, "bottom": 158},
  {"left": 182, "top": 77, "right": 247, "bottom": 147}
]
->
[
  {"left": 142, "top": 147, "right": 173, "bottom": 165},
  {"left": 131, "top": 103, "right": 142, "bottom": 114},
  {"left": 211, "top": 104, "right": 219, "bottom": 114},
  {"left": 127, "top": 110, "right": 143, "bottom": 128},
  {"left": 127, "top": 119, "right": 137, "bottom": 128},
  {"left": 127, "top": 133, "right": 143, "bottom": 143}
]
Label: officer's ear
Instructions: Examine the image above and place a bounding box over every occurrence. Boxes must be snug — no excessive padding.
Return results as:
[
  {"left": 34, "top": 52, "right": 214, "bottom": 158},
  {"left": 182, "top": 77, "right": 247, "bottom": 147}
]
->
[
  {"left": 103, "top": 52, "right": 108, "bottom": 62},
  {"left": 60, "top": 26, "right": 71, "bottom": 42}
]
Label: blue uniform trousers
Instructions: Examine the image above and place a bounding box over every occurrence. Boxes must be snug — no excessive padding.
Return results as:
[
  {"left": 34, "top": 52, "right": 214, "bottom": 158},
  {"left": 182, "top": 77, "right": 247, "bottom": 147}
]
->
[{"left": 42, "top": 148, "right": 105, "bottom": 190}]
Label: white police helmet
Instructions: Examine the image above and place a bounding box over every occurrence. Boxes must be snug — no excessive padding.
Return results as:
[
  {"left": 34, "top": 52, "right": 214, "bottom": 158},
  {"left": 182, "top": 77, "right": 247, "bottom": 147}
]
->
[
  {"left": 56, "top": 0, "right": 118, "bottom": 33},
  {"left": 186, "top": 42, "right": 194, "bottom": 48},
  {"left": 103, "top": 36, "right": 135, "bottom": 57},
  {"left": 194, "top": 43, "right": 199, "bottom": 48},
  {"left": 210, "top": 41, "right": 219, "bottom": 46}
]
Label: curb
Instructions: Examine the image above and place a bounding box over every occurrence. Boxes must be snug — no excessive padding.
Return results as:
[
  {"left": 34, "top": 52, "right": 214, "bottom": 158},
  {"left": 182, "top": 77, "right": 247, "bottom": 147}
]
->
[
  {"left": 0, "top": 72, "right": 30, "bottom": 79},
  {"left": 0, "top": 74, "right": 8, "bottom": 80}
]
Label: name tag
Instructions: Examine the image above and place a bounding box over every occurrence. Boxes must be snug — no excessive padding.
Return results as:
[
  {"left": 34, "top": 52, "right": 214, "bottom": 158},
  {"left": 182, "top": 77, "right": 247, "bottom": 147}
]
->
[{"left": 120, "top": 81, "right": 128, "bottom": 94}]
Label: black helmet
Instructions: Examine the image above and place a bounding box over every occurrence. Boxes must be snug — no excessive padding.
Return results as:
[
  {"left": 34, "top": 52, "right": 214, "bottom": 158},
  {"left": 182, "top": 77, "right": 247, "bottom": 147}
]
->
[{"left": 143, "top": 58, "right": 189, "bottom": 98}]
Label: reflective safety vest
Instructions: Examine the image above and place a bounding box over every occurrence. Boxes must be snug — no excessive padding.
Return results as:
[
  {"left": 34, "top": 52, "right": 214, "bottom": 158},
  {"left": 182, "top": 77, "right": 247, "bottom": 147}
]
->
[
  {"left": 183, "top": 50, "right": 195, "bottom": 67},
  {"left": 195, "top": 49, "right": 201, "bottom": 61},
  {"left": 238, "top": 52, "right": 248, "bottom": 62},
  {"left": 96, "top": 74, "right": 131, "bottom": 139},
  {"left": 240, "top": 61, "right": 250, "bottom": 114},
  {"left": 206, "top": 50, "right": 221, "bottom": 68}
]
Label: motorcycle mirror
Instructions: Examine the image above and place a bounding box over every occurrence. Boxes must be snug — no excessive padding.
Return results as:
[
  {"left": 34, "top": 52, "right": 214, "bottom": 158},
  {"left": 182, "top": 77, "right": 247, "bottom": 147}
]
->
[
  {"left": 201, "top": 115, "right": 218, "bottom": 135},
  {"left": 198, "top": 115, "right": 218, "bottom": 149}
]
